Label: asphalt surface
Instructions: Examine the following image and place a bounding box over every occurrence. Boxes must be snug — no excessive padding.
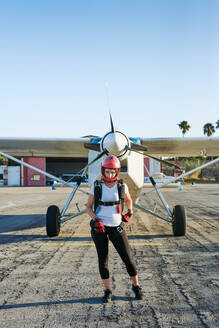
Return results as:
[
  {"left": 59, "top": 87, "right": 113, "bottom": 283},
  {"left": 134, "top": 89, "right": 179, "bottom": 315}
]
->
[{"left": 0, "top": 184, "right": 218, "bottom": 328}]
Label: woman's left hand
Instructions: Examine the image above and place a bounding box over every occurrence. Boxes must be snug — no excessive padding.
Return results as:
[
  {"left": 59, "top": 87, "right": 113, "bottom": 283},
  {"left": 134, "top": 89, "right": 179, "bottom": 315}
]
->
[{"left": 122, "top": 209, "right": 133, "bottom": 222}]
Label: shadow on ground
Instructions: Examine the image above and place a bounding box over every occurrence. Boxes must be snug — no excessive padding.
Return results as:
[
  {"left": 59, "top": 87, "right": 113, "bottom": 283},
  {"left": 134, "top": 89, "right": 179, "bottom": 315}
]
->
[
  {"left": 0, "top": 214, "right": 45, "bottom": 233},
  {"left": 0, "top": 232, "right": 173, "bottom": 245},
  {"left": 0, "top": 295, "right": 134, "bottom": 310}
]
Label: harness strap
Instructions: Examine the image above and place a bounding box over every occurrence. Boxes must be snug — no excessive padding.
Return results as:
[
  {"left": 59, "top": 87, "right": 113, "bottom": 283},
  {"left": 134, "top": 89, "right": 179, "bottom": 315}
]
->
[
  {"left": 94, "top": 180, "right": 102, "bottom": 211},
  {"left": 117, "top": 179, "right": 125, "bottom": 212},
  {"left": 98, "top": 200, "right": 120, "bottom": 206},
  {"left": 94, "top": 179, "right": 125, "bottom": 212}
]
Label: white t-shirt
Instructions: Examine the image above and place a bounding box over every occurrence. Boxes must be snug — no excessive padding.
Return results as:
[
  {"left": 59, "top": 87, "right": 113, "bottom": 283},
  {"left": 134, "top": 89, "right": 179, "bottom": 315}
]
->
[{"left": 90, "top": 182, "right": 128, "bottom": 227}]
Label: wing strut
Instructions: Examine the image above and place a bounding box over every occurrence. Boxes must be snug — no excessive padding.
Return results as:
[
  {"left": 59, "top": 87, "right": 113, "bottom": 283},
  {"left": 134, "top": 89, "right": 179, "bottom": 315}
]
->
[
  {"left": 0, "top": 151, "right": 88, "bottom": 190},
  {"left": 0, "top": 149, "right": 108, "bottom": 193},
  {"left": 145, "top": 156, "right": 219, "bottom": 193}
]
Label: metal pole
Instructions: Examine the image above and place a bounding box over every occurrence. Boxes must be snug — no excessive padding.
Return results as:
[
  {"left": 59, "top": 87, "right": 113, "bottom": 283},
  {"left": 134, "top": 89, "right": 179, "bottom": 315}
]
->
[
  {"left": 60, "top": 185, "right": 80, "bottom": 217},
  {"left": 134, "top": 203, "right": 173, "bottom": 223},
  {"left": 0, "top": 151, "right": 79, "bottom": 188},
  {"left": 21, "top": 157, "right": 24, "bottom": 187},
  {"left": 60, "top": 166, "right": 88, "bottom": 217},
  {"left": 146, "top": 157, "right": 219, "bottom": 193},
  {"left": 144, "top": 164, "right": 173, "bottom": 217},
  {"left": 60, "top": 209, "right": 87, "bottom": 223}
]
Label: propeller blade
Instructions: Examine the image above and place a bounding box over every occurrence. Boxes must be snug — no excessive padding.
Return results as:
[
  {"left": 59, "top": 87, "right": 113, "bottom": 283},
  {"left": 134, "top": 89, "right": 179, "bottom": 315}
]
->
[
  {"left": 130, "top": 142, "right": 147, "bottom": 152},
  {"left": 84, "top": 143, "right": 101, "bottom": 152},
  {"left": 78, "top": 148, "right": 108, "bottom": 174},
  {"left": 104, "top": 78, "right": 114, "bottom": 132},
  {"left": 109, "top": 112, "right": 115, "bottom": 132},
  {"left": 145, "top": 154, "right": 181, "bottom": 170},
  {"left": 125, "top": 145, "right": 181, "bottom": 169}
]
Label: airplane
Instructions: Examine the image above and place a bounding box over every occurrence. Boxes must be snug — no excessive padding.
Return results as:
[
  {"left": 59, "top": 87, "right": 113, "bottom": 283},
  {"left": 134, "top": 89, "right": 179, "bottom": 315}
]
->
[{"left": 1, "top": 114, "right": 219, "bottom": 239}]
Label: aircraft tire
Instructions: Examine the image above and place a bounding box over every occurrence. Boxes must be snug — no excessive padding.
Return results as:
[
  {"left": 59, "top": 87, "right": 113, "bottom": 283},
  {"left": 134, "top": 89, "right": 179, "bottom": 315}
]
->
[
  {"left": 172, "top": 205, "right": 186, "bottom": 236},
  {"left": 46, "top": 205, "right": 61, "bottom": 237}
]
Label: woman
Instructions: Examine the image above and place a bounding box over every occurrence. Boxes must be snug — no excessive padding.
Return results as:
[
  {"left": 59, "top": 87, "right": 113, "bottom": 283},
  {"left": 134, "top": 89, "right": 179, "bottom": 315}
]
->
[{"left": 86, "top": 155, "right": 143, "bottom": 302}]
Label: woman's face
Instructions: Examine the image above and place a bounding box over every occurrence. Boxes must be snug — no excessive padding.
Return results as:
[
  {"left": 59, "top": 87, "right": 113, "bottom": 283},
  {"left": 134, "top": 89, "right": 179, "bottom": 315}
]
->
[{"left": 104, "top": 168, "right": 117, "bottom": 180}]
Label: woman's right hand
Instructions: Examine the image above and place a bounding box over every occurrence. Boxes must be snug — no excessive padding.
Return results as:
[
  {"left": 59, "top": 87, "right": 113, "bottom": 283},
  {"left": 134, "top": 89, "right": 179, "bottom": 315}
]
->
[{"left": 90, "top": 218, "right": 105, "bottom": 233}]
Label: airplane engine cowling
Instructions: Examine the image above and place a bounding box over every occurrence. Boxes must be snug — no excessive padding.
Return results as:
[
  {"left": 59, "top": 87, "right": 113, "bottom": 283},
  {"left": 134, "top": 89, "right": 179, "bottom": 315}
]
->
[{"left": 100, "top": 131, "right": 130, "bottom": 160}]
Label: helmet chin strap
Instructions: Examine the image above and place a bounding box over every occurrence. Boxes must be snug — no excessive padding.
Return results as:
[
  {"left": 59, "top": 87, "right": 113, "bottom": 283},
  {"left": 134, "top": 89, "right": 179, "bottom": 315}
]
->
[
  {"left": 101, "top": 168, "right": 120, "bottom": 182},
  {"left": 102, "top": 176, "right": 117, "bottom": 182},
  {"left": 103, "top": 179, "right": 116, "bottom": 184}
]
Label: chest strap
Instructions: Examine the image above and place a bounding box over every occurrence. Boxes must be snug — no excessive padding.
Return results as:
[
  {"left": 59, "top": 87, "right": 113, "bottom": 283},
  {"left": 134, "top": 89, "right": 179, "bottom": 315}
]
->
[
  {"left": 94, "top": 179, "right": 125, "bottom": 211},
  {"left": 98, "top": 200, "right": 120, "bottom": 206}
]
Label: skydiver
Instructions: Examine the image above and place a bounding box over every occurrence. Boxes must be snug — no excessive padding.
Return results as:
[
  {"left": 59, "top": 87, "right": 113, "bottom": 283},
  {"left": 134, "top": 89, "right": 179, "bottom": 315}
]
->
[{"left": 86, "top": 155, "right": 143, "bottom": 303}]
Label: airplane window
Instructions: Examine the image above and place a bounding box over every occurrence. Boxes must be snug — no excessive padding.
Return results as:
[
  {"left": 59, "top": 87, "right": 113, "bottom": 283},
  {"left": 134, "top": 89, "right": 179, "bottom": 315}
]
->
[{"left": 120, "top": 165, "right": 127, "bottom": 172}]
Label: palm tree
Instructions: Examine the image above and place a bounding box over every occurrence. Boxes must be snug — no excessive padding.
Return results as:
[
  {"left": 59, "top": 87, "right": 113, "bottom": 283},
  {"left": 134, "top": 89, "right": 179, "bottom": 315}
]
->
[
  {"left": 178, "top": 121, "right": 191, "bottom": 137},
  {"left": 203, "top": 123, "right": 215, "bottom": 137},
  {"left": 216, "top": 120, "right": 219, "bottom": 129}
]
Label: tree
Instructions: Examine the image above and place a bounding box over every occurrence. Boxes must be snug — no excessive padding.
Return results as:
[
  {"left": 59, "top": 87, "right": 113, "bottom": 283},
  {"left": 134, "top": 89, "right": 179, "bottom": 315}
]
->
[
  {"left": 216, "top": 120, "right": 219, "bottom": 129},
  {"left": 178, "top": 121, "right": 191, "bottom": 137},
  {"left": 203, "top": 123, "right": 215, "bottom": 137}
]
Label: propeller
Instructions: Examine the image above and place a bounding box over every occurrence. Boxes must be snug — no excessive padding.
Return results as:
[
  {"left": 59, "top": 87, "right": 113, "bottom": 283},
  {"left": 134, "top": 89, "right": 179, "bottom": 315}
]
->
[
  {"left": 109, "top": 112, "right": 115, "bottom": 133},
  {"left": 83, "top": 111, "right": 117, "bottom": 153},
  {"left": 77, "top": 148, "right": 108, "bottom": 175},
  {"left": 84, "top": 142, "right": 101, "bottom": 152},
  {"left": 104, "top": 78, "right": 115, "bottom": 133},
  {"left": 146, "top": 154, "right": 181, "bottom": 170},
  {"left": 125, "top": 145, "right": 181, "bottom": 169},
  {"left": 81, "top": 78, "right": 179, "bottom": 170},
  {"left": 130, "top": 142, "right": 147, "bottom": 152}
]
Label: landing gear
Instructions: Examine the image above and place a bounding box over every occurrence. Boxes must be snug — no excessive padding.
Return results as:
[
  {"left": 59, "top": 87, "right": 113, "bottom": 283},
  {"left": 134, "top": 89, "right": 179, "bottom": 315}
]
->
[
  {"left": 46, "top": 205, "right": 61, "bottom": 237},
  {"left": 172, "top": 205, "right": 186, "bottom": 236}
]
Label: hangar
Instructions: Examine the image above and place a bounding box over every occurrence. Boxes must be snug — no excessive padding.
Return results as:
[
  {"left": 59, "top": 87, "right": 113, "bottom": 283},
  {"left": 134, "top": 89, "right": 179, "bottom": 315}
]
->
[
  {"left": 1, "top": 157, "right": 88, "bottom": 186},
  {"left": 1, "top": 156, "right": 158, "bottom": 187},
  {"left": 0, "top": 137, "right": 161, "bottom": 186},
  {"left": 0, "top": 138, "right": 90, "bottom": 186}
]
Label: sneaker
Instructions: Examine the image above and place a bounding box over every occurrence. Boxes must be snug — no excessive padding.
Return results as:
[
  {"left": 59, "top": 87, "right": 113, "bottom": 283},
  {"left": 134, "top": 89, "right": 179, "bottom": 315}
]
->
[
  {"left": 132, "top": 285, "right": 143, "bottom": 300},
  {"left": 102, "top": 289, "right": 112, "bottom": 303}
]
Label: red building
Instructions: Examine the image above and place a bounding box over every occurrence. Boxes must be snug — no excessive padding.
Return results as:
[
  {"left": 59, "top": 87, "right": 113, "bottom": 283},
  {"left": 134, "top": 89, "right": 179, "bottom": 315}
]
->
[{"left": 22, "top": 157, "right": 46, "bottom": 186}]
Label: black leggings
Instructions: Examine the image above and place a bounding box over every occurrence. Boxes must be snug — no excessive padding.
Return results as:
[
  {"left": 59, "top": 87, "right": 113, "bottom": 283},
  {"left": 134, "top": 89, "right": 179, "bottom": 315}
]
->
[{"left": 91, "top": 225, "right": 137, "bottom": 279}]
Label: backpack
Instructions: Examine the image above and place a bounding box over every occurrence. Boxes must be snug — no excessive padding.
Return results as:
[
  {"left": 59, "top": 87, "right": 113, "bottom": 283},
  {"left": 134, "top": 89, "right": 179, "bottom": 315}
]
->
[{"left": 94, "top": 179, "right": 125, "bottom": 212}]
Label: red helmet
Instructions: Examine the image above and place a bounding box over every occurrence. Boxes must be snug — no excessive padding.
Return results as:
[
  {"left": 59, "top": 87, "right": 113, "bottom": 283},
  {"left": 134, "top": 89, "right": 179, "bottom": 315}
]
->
[{"left": 101, "top": 155, "right": 121, "bottom": 182}]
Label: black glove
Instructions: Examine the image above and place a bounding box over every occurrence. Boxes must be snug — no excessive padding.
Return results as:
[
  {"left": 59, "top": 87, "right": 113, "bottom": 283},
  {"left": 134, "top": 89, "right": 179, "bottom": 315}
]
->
[
  {"left": 122, "top": 209, "right": 133, "bottom": 222},
  {"left": 90, "top": 218, "right": 105, "bottom": 233}
]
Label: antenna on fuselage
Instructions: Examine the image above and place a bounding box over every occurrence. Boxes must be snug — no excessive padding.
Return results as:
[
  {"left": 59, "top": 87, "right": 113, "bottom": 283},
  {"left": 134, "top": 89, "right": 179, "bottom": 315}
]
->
[{"left": 104, "top": 78, "right": 115, "bottom": 132}]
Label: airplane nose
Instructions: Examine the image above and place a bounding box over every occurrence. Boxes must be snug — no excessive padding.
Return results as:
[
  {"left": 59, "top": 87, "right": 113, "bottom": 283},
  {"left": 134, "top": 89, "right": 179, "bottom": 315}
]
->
[{"left": 101, "top": 131, "right": 130, "bottom": 158}]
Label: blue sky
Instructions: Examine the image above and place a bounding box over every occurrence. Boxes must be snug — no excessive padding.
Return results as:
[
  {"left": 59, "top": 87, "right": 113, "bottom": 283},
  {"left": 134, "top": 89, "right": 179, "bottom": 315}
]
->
[{"left": 0, "top": 0, "right": 219, "bottom": 139}]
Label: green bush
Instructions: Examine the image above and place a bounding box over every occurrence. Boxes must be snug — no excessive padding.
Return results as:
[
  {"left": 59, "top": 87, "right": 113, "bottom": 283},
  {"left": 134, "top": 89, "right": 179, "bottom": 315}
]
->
[{"left": 183, "top": 158, "right": 206, "bottom": 172}]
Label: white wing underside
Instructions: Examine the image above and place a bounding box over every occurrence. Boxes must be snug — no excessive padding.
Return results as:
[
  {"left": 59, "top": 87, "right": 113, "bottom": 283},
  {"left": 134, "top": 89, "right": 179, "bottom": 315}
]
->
[
  {"left": 141, "top": 137, "right": 219, "bottom": 157},
  {"left": 0, "top": 137, "right": 219, "bottom": 157}
]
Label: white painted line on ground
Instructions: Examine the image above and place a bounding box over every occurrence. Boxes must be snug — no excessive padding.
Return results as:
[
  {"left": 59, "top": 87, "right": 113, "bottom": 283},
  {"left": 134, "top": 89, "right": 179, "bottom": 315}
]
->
[{"left": 0, "top": 201, "right": 16, "bottom": 209}]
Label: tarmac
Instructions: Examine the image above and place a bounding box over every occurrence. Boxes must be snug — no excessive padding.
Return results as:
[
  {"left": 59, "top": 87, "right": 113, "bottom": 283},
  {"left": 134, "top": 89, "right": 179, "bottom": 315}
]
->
[{"left": 0, "top": 184, "right": 218, "bottom": 327}]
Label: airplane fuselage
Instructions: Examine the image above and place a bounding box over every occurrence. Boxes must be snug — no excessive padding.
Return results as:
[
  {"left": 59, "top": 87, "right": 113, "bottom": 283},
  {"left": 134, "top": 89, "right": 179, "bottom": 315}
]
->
[{"left": 88, "top": 131, "right": 144, "bottom": 202}]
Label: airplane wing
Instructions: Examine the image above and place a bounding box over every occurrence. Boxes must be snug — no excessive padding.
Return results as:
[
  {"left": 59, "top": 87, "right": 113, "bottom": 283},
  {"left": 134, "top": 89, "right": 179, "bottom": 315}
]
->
[
  {"left": 141, "top": 137, "right": 219, "bottom": 157},
  {"left": 0, "top": 138, "right": 90, "bottom": 157},
  {"left": 1, "top": 136, "right": 219, "bottom": 158}
]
